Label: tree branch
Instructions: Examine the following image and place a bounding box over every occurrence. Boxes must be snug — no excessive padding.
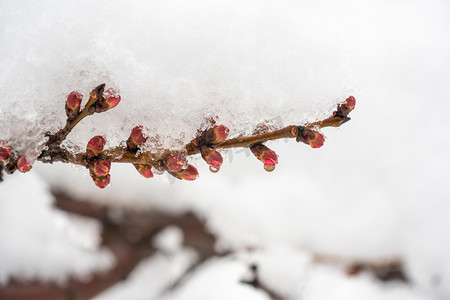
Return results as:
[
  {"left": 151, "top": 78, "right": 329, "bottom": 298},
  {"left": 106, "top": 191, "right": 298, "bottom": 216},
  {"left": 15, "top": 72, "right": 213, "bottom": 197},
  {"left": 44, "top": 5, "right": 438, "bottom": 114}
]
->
[
  {"left": 1, "top": 83, "right": 356, "bottom": 185},
  {"left": 35, "top": 85, "right": 356, "bottom": 170}
]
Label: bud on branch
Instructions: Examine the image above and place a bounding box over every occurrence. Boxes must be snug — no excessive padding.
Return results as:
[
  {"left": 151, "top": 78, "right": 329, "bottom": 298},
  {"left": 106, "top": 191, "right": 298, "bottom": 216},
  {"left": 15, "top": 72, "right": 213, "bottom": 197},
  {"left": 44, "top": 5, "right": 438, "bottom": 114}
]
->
[
  {"left": 0, "top": 144, "right": 11, "bottom": 162},
  {"left": 65, "top": 91, "right": 83, "bottom": 120},
  {"left": 17, "top": 156, "right": 32, "bottom": 173},
  {"left": 201, "top": 146, "right": 223, "bottom": 173},
  {"left": 174, "top": 165, "right": 199, "bottom": 181},
  {"left": 250, "top": 143, "right": 278, "bottom": 172},
  {"left": 127, "top": 126, "right": 147, "bottom": 152},
  {"left": 86, "top": 136, "right": 106, "bottom": 158},
  {"left": 1, "top": 83, "right": 356, "bottom": 189},
  {"left": 296, "top": 127, "right": 325, "bottom": 148},
  {"left": 134, "top": 164, "right": 153, "bottom": 178}
]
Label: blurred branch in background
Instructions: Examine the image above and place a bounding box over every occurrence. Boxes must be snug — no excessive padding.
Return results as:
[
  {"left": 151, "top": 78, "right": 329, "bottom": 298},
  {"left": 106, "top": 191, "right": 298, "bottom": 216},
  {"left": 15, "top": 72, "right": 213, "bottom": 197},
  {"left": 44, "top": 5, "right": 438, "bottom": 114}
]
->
[
  {"left": 0, "top": 190, "right": 407, "bottom": 300},
  {"left": 0, "top": 190, "right": 218, "bottom": 300}
]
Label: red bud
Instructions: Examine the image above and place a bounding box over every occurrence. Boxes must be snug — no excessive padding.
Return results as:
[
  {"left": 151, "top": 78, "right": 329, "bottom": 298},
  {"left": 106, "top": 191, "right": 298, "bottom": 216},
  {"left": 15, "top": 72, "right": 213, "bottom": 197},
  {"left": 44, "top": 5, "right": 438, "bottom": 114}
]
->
[
  {"left": 177, "top": 165, "right": 199, "bottom": 181},
  {"left": 163, "top": 154, "right": 184, "bottom": 173},
  {"left": 127, "top": 126, "right": 147, "bottom": 151},
  {"left": 91, "top": 173, "right": 111, "bottom": 189},
  {"left": 93, "top": 88, "right": 121, "bottom": 113},
  {"left": 65, "top": 91, "right": 83, "bottom": 120},
  {"left": 296, "top": 127, "right": 325, "bottom": 148},
  {"left": 134, "top": 164, "right": 153, "bottom": 178},
  {"left": 250, "top": 143, "right": 278, "bottom": 172},
  {"left": 212, "top": 125, "right": 229, "bottom": 143},
  {"left": 200, "top": 125, "right": 230, "bottom": 144},
  {"left": 103, "top": 88, "right": 121, "bottom": 109},
  {"left": 17, "top": 156, "right": 32, "bottom": 173},
  {"left": 90, "top": 160, "right": 111, "bottom": 177},
  {"left": 86, "top": 136, "right": 106, "bottom": 158},
  {"left": 345, "top": 96, "right": 356, "bottom": 110},
  {"left": 334, "top": 96, "right": 356, "bottom": 120},
  {"left": 0, "top": 144, "right": 10, "bottom": 162},
  {"left": 309, "top": 132, "right": 325, "bottom": 148},
  {"left": 201, "top": 146, "right": 223, "bottom": 173}
]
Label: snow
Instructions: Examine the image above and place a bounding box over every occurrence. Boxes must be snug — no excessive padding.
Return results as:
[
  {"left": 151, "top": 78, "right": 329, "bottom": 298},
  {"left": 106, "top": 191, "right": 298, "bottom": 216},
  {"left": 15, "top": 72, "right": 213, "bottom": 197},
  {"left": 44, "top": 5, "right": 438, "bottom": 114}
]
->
[
  {"left": 1, "top": 0, "right": 450, "bottom": 299},
  {"left": 93, "top": 249, "right": 198, "bottom": 300},
  {"left": 162, "top": 257, "right": 271, "bottom": 300},
  {"left": 0, "top": 172, "right": 114, "bottom": 284},
  {"left": 0, "top": 0, "right": 353, "bottom": 158}
]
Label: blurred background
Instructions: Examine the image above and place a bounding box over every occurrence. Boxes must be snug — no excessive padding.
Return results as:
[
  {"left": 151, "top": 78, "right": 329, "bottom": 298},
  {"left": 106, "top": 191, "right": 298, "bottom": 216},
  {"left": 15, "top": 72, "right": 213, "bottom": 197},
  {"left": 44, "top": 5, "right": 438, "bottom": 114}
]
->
[{"left": 1, "top": 0, "right": 450, "bottom": 299}]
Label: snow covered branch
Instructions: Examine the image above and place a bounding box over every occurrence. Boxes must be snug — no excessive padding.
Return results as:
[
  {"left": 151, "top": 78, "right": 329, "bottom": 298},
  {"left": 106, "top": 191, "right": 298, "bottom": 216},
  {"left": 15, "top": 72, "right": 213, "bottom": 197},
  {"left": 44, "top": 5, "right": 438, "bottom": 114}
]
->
[{"left": 0, "top": 84, "right": 356, "bottom": 189}]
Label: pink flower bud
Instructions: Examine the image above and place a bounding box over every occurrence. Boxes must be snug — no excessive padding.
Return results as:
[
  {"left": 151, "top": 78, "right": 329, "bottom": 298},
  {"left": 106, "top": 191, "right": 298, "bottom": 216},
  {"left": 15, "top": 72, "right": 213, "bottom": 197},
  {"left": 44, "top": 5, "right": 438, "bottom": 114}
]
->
[
  {"left": 91, "top": 173, "right": 111, "bottom": 189},
  {"left": 103, "top": 88, "right": 121, "bottom": 109},
  {"left": 212, "top": 125, "right": 229, "bottom": 143},
  {"left": 65, "top": 91, "right": 83, "bottom": 120},
  {"left": 86, "top": 136, "right": 106, "bottom": 158},
  {"left": 334, "top": 96, "right": 356, "bottom": 120},
  {"left": 201, "top": 146, "right": 223, "bottom": 173},
  {"left": 0, "top": 144, "right": 10, "bottom": 162},
  {"left": 296, "top": 127, "right": 325, "bottom": 148},
  {"left": 309, "top": 132, "right": 325, "bottom": 148},
  {"left": 17, "top": 156, "right": 32, "bottom": 173},
  {"left": 163, "top": 153, "right": 184, "bottom": 173},
  {"left": 93, "top": 88, "right": 121, "bottom": 113},
  {"left": 134, "top": 164, "right": 153, "bottom": 178},
  {"left": 250, "top": 143, "right": 278, "bottom": 172},
  {"left": 177, "top": 165, "right": 199, "bottom": 181},
  {"left": 345, "top": 96, "right": 356, "bottom": 110},
  {"left": 201, "top": 125, "right": 230, "bottom": 144},
  {"left": 90, "top": 160, "right": 111, "bottom": 177},
  {"left": 127, "top": 126, "right": 147, "bottom": 151}
]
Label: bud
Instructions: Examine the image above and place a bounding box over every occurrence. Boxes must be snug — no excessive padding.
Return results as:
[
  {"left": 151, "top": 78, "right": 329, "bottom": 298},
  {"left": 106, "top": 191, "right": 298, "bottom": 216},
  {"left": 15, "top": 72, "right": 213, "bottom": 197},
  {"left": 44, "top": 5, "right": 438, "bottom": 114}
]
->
[
  {"left": 103, "top": 88, "right": 121, "bottom": 109},
  {"left": 296, "top": 127, "right": 325, "bottom": 148},
  {"left": 345, "top": 96, "right": 356, "bottom": 110},
  {"left": 91, "top": 173, "right": 111, "bottom": 189},
  {"left": 93, "top": 88, "right": 121, "bottom": 113},
  {"left": 0, "top": 144, "right": 10, "bottom": 162},
  {"left": 90, "top": 159, "right": 111, "bottom": 177},
  {"left": 65, "top": 91, "right": 83, "bottom": 120},
  {"left": 134, "top": 164, "right": 153, "bottom": 178},
  {"left": 201, "top": 146, "right": 223, "bottom": 173},
  {"left": 177, "top": 165, "right": 199, "bottom": 181},
  {"left": 212, "top": 125, "right": 229, "bottom": 143},
  {"left": 334, "top": 96, "right": 356, "bottom": 119},
  {"left": 127, "top": 126, "right": 147, "bottom": 151},
  {"left": 250, "top": 143, "right": 278, "bottom": 172},
  {"left": 163, "top": 153, "right": 184, "bottom": 173},
  {"left": 17, "top": 156, "right": 32, "bottom": 173},
  {"left": 201, "top": 125, "right": 230, "bottom": 144},
  {"left": 86, "top": 136, "right": 106, "bottom": 158}
]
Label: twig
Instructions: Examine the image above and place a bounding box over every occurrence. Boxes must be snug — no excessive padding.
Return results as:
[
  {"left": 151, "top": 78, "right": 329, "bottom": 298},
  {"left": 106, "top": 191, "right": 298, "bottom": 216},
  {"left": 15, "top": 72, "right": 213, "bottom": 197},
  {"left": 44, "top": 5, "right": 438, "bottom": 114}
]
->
[
  {"left": 52, "top": 84, "right": 106, "bottom": 146},
  {"left": 36, "top": 87, "right": 355, "bottom": 170},
  {"left": 1, "top": 83, "right": 356, "bottom": 185},
  {"left": 241, "top": 264, "right": 285, "bottom": 300}
]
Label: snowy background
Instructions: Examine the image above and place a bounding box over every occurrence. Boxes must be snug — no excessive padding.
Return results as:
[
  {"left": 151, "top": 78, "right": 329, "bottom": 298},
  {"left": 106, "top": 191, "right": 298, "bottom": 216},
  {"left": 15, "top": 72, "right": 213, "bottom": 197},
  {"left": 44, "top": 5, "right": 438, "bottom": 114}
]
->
[{"left": 1, "top": 0, "right": 450, "bottom": 299}]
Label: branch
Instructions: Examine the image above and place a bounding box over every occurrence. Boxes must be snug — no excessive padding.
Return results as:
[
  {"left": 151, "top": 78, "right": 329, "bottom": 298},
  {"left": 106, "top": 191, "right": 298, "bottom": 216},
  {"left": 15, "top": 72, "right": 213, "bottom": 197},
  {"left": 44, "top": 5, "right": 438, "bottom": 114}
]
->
[
  {"left": 0, "top": 191, "right": 219, "bottom": 300},
  {"left": 241, "top": 264, "right": 285, "bottom": 300},
  {"left": 1, "top": 83, "right": 356, "bottom": 188},
  {"left": 0, "top": 191, "right": 407, "bottom": 300}
]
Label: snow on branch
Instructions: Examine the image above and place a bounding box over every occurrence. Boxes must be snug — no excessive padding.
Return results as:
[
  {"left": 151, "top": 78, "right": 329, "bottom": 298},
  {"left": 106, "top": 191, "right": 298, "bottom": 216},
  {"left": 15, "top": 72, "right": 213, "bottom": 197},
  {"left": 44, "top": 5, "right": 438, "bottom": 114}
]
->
[{"left": 0, "top": 84, "right": 356, "bottom": 188}]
